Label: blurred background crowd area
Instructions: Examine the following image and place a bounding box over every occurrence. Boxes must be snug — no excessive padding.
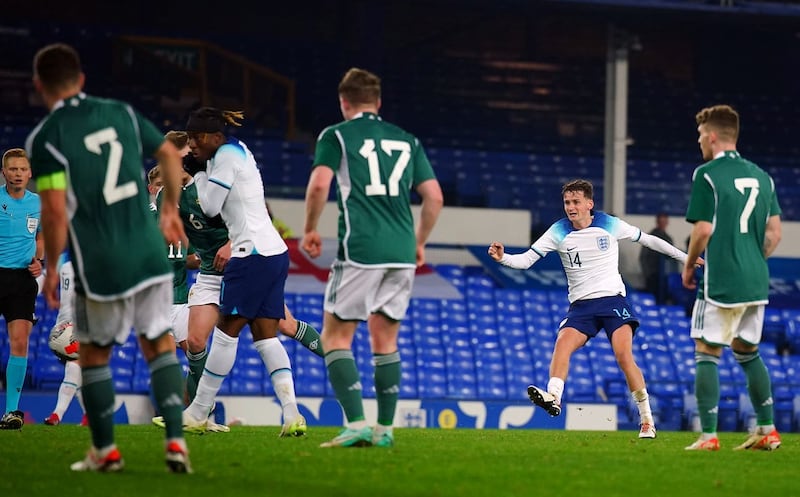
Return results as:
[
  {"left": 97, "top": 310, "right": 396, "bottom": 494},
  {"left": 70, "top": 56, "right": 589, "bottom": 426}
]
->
[{"left": 2, "top": 0, "right": 799, "bottom": 237}]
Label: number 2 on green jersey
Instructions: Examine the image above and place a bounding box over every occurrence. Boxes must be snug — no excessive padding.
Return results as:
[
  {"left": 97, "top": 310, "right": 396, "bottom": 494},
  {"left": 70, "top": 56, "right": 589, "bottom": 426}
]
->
[
  {"left": 359, "top": 139, "right": 410, "bottom": 197},
  {"left": 84, "top": 127, "right": 138, "bottom": 206}
]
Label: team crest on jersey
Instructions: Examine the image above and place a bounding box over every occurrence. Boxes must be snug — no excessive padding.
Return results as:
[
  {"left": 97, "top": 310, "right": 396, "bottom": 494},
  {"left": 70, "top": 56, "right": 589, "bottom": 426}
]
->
[
  {"left": 596, "top": 235, "right": 610, "bottom": 251},
  {"left": 26, "top": 216, "right": 39, "bottom": 234}
]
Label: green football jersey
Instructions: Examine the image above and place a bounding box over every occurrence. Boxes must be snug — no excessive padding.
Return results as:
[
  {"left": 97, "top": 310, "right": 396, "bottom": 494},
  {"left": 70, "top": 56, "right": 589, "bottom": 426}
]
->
[
  {"left": 159, "top": 181, "right": 228, "bottom": 276},
  {"left": 313, "top": 112, "right": 436, "bottom": 266},
  {"left": 150, "top": 199, "right": 190, "bottom": 304},
  {"left": 26, "top": 93, "right": 171, "bottom": 299},
  {"left": 685, "top": 150, "right": 781, "bottom": 306},
  {"left": 167, "top": 242, "right": 190, "bottom": 304}
]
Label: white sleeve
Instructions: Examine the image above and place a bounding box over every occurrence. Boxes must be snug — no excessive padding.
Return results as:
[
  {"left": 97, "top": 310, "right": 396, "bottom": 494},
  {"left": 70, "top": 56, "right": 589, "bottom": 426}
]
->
[
  {"left": 196, "top": 147, "right": 238, "bottom": 217},
  {"left": 193, "top": 171, "right": 228, "bottom": 218},
  {"left": 613, "top": 217, "right": 642, "bottom": 241},
  {"left": 637, "top": 231, "right": 688, "bottom": 264},
  {"left": 499, "top": 249, "right": 542, "bottom": 269}
]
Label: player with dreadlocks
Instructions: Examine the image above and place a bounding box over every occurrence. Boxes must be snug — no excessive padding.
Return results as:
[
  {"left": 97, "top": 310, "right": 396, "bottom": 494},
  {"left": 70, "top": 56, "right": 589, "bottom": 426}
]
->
[{"left": 175, "top": 108, "right": 306, "bottom": 436}]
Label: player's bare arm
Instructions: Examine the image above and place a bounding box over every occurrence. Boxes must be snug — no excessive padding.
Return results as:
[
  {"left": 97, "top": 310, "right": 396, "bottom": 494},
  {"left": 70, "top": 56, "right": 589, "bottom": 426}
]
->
[
  {"left": 415, "top": 178, "right": 444, "bottom": 267},
  {"left": 213, "top": 241, "right": 232, "bottom": 271},
  {"left": 186, "top": 253, "right": 202, "bottom": 270},
  {"left": 154, "top": 140, "right": 187, "bottom": 247},
  {"left": 763, "top": 215, "right": 782, "bottom": 257},
  {"left": 302, "top": 165, "right": 334, "bottom": 258},
  {"left": 682, "top": 220, "right": 712, "bottom": 289}
]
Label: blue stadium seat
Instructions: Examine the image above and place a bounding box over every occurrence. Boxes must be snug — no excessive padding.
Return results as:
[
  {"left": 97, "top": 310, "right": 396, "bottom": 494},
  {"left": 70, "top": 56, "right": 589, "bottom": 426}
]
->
[
  {"left": 717, "top": 383, "right": 739, "bottom": 431},
  {"left": 659, "top": 305, "right": 687, "bottom": 319},
  {"left": 400, "top": 368, "right": 418, "bottom": 399},
  {"left": 357, "top": 355, "right": 376, "bottom": 399},
  {"left": 417, "top": 360, "right": 447, "bottom": 399},
  {"left": 498, "top": 322, "right": 528, "bottom": 351},
  {"left": 465, "top": 286, "right": 494, "bottom": 304},
  {"left": 762, "top": 308, "right": 786, "bottom": 344},
  {"left": 521, "top": 288, "right": 550, "bottom": 305},
  {"left": 532, "top": 348, "right": 554, "bottom": 387},
  {"left": 132, "top": 372, "right": 150, "bottom": 394},
  {"left": 32, "top": 359, "right": 64, "bottom": 390},
  {"left": 435, "top": 264, "right": 466, "bottom": 291},
  {"left": 522, "top": 300, "right": 550, "bottom": 319},
  {"left": 566, "top": 375, "right": 597, "bottom": 403},
  {"left": 781, "top": 353, "right": 800, "bottom": 378},
  {"left": 784, "top": 314, "right": 800, "bottom": 354},
  {"left": 650, "top": 379, "right": 686, "bottom": 430},
  {"left": 504, "top": 347, "right": 536, "bottom": 396},
  {"left": 476, "top": 348, "right": 507, "bottom": 399},
  {"left": 469, "top": 310, "right": 496, "bottom": 333},
  {"left": 293, "top": 352, "right": 327, "bottom": 397},
  {"left": 229, "top": 378, "right": 263, "bottom": 395},
  {"left": 525, "top": 315, "right": 555, "bottom": 343}
]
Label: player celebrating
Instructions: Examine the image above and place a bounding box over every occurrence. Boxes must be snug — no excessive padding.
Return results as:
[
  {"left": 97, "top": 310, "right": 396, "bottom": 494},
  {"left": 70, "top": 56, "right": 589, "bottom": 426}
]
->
[{"left": 489, "top": 179, "right": 702, "bottom": 439}]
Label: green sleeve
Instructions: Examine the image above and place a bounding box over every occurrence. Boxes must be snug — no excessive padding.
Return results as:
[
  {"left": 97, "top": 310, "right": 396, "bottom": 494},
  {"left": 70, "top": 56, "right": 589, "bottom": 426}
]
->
[
  {"left": 28, "top": 127, "right": 64, "bottom": 179},
  {"left": 686, "top": 167, "right": 714, "bottom": 223},
  {"left": 133, "top": 107, "right": 167, "bottom": 159},
  {"left": 312, "top": 126, "right": 342, "bottom": 172},
  {"left": 769, "top": 184, "right": 782, "bottom": 217}
]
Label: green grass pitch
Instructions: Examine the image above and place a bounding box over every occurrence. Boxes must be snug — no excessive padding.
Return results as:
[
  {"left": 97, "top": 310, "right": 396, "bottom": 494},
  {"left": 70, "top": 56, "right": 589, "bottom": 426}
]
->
[{"left": 1, "top": 426, "right": 795, "bottom": 497}]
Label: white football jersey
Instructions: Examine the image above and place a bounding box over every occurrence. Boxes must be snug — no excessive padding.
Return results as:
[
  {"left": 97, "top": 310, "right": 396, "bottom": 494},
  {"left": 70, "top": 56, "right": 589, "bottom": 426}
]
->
[
  {"left": 532, "top": 212, "right": 641, "bottom": 303},
  {"left": 195, "top": 138, "right": 287, "bottom": 258},
  {"left": 55, "top": 259, "right": 75, "bottom": 326}
]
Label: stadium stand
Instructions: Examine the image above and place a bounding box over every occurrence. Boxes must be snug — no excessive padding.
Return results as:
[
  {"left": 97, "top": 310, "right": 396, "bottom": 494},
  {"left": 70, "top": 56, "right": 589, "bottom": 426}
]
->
[
  {"left": 1, "top": 2, "right": 798, "bottom": 432},
  {"left": 7, "top": 259, "right": 798, "bottom": 431}
]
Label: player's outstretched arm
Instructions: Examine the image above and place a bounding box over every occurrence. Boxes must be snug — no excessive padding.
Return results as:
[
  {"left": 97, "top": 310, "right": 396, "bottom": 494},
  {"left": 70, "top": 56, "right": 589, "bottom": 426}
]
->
[
  {"left": 638, "top": 230, "right": 703, "bottom": 266},
  {"left": 488, "top": 243, "right": 541, "bottom": 269},
  {"left": 415, "top": 179, "right": 444, "bottom": 267}
]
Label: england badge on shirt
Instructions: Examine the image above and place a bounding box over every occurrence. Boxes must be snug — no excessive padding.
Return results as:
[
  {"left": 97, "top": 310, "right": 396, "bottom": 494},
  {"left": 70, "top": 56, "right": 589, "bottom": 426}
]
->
[{"left": 597, "top": 235, "right": 610, "bottom": 251}]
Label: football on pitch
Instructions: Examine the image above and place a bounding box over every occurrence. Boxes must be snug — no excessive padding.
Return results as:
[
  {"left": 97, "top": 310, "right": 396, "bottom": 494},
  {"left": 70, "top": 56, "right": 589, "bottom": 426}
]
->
[{"left": 49, "top": 322, "right": 80, "bottom": 361}]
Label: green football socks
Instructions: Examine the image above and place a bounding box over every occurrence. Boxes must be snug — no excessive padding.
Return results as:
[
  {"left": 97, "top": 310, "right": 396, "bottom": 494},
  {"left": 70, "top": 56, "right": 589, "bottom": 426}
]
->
[
  {"left": 374, "top": 352, "right": 401, "bottom": 426},
  {"left": 294, "top": 321, "right": 324, "bottom": 358},
  {"left": 185, "top": 348, "right": 208, "bottom": 403},
  {"left": 694, "top": 353, "right": 720, "bottom": 434},
  {"left": 149, "top": 352, "right": 186, "bottom": 440},
  {"left": 325, "top": 349, "right": 365, "bottom": 422},
  {"left": 81, "top": 365, "right": 116, "bottom": 449},
  {"left": 735, "top": 350, "right": 775, "bottom": 425}
]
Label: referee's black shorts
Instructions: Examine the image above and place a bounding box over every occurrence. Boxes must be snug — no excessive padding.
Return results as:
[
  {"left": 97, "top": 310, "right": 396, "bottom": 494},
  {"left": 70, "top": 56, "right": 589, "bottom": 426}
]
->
[{"left": 0, "top": 268, "right": 37, "bottom": 323}]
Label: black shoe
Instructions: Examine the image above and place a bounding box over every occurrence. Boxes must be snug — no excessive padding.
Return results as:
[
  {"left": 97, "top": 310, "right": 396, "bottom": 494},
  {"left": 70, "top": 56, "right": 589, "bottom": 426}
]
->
[
  {"left": 0, "top": 410, "right": 24, "bottom": 430},
  {"left": 527, "top": 385, "right": 562, "bottom": 417}
]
